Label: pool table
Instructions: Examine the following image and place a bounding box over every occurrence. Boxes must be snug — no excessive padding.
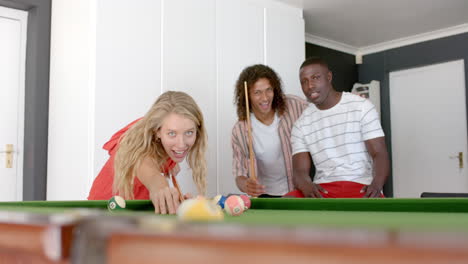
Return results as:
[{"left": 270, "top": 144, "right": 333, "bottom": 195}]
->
[{"left": 0, "top": 198, "right": 468, "bottom": 264}]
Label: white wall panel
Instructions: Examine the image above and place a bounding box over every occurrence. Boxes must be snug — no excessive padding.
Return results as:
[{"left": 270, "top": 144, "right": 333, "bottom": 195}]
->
[
  {"left": 163, "top": 0, "right": 217, "bottom": 196},
  {"left": 48, "top": 0, "right": 95, "bottom": 200},
  {"left": 265, "top": 6, "right": 305, "bottom": 97},
  {"left": 216, "top": 0, "right": 264, "bottom": 195},
  {"left": 94, "top": 0, "right": 162, "bottom": 189}
]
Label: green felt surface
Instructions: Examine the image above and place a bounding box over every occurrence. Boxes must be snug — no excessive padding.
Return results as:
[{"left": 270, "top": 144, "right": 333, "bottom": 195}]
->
[
  {"left": 1, "top": 198, "right": 468, "bottom": 214},
  {"left": 1, "top": 198, "right": 467, "bottom": 212},
  {"left": 0, "top": 198, "right": 467, "bottom": 232},
  {"left": 0, "top": 200, "right": 154, "bottom": 211},
  {"left": 250, "top": 198, "right": 468, "bottom": 212},
  {"left": 223, "top": 209, "right": 468, "bottom": 232}
]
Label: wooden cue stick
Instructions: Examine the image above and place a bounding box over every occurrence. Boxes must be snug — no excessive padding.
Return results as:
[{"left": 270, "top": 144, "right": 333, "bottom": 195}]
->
[
  {"left": 244, "top": 81, "right": 257, "bottom": 180},
  {"left": 170, "top": 173, "right": 185, "bottom": 202}
]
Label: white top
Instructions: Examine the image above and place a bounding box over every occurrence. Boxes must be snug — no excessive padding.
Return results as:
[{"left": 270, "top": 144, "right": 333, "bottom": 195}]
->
[
  {"left": 291, "top": 92, "right": 384, "bottom": 185},
  {"left": 251, "top": 113, "right": 289, "bottom": 195}
]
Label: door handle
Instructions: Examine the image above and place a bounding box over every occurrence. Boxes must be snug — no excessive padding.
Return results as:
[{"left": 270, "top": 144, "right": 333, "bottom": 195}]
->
[
  {"left": 449, "top": 152, "right": 463, "bottom": 169},
  {"left": 0, "top": 144, "right": 14, "bottom": 168}
]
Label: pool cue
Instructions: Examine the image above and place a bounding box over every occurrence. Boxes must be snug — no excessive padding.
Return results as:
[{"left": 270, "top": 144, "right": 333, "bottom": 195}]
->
[
  {"left": 244, "top": 81, "right": 257, "bottom": 180},
  {"left": 170, "top": 173, "right": 185, "bottom": 202}
]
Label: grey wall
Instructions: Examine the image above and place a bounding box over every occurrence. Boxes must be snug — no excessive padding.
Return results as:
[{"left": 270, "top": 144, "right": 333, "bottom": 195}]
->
[
  {"left": 0, "top": 0, "right": 51, "bottom": 200},
  {"left": 359, "top": 32, "right": 468, "bottom": 197},
  {"left": 305, "top": 42, "right": 358, "bottom": 92}
]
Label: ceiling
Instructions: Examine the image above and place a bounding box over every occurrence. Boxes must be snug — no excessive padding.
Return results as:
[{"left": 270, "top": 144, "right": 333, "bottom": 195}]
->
[{"left": 277, "top": 0, "right": 468, "bottom": 53}]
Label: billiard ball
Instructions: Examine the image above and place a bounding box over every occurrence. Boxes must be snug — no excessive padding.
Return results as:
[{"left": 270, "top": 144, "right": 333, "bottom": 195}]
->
[
  {"left": 239, "top": 194, "right": 251, "bottom": 209},
  {"left": 107, "top": 195, "right": 126, "bottom": 211},
  {"left": 212, "top": 194, "right": 227, "bottom": 209},
  {"left": 177, "top": 198, "right": 224, "bottom": 221},
  {"left": 224, "top": 195, "right": 245, "bottom": 216}
]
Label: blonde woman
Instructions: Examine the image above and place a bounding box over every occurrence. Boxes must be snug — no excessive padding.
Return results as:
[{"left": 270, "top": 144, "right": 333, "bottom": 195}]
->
[{"left": 88, "top": 91, "right": 207, "bottom": 214}]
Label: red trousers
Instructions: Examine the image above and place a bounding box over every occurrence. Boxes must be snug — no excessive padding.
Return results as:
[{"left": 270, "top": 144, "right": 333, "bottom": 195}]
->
[{"left": 284, "top": 181, "right": 384, "bottom": 198}]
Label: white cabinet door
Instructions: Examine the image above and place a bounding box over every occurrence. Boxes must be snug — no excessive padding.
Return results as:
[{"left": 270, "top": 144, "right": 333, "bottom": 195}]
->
[
  {"left": 0, "top": 6, "right": 27, "bottom": 201},
  {"left": 163, "top": 0, "right": 217, "bottom": 196},
  {"left": 265, "top": 6, "right": 305, "bottom": 97},
  {"left": 216, "top": 0, "right": 265, "bottom": 195},
  {"left": 94, "top": 0, "right": 163, "bottom": 182},
  {"left": 390, "top": 60, "right": 468, "bottom": 197}
]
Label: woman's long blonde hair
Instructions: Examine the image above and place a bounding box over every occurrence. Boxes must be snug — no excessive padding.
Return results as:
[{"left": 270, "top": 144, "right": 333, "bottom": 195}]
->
[{"left": 113, "top": 91, "right": 207, "bottom": 199}]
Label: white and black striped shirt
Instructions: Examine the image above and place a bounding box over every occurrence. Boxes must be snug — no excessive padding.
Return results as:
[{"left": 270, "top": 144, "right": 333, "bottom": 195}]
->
[{"left": 291, "top": 92, "right": 384, "bottom": 185}]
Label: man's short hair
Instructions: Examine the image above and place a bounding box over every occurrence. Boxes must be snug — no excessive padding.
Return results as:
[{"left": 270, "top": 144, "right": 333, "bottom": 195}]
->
[{"left": 300, "top": 57, "right": 330, "bottom": 70}]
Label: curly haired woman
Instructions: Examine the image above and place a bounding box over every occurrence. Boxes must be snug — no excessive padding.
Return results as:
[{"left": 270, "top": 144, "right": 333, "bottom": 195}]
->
[{"left": 232, "top": 64, "right": 308, "bottom": 197}]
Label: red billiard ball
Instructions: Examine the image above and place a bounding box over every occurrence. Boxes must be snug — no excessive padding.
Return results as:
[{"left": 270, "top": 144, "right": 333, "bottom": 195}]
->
[
  {"left": 224, "top": 195, "right": 245, "bottom": 216},
  {"left": 239, "top": 194, "right": 251, "bottom": 210}
]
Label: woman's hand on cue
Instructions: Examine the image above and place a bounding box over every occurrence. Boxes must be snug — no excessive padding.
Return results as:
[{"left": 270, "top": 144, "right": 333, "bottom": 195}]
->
[{"left": 244, "top": 178, "right": 265, "bottom": 197}]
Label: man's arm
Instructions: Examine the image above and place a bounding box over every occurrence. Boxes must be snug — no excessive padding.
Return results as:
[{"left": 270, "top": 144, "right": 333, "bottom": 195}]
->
[
  {"left": 293, "top": 152, "right": 326, "bottom": 198},
  {"left": 363, "top": 137, "right": 390, "bottom": 197}
]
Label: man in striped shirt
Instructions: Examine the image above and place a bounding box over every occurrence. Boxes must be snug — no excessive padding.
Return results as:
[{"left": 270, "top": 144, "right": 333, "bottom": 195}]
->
[
  {"left": 231, "top": 64, "right": 308, "bottom": 197},
  {"left": 289, "top": 57, "right": 389, "bottom": 198}
]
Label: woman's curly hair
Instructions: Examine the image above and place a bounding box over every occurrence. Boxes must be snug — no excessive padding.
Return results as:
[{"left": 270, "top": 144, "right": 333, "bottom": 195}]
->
[{"left": 234, "top": 64, "right": 286, "bottom": 121}]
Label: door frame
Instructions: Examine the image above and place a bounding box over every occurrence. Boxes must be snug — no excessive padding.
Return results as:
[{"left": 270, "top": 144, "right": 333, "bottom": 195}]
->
[{"left": 0, "top": 0, "right": 51, "bottom": 200}]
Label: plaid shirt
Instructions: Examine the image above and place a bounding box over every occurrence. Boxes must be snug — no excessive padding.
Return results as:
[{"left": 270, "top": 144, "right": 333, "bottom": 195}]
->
[{"left": 231, "top": 95, "right": 308, "bottom": 191}]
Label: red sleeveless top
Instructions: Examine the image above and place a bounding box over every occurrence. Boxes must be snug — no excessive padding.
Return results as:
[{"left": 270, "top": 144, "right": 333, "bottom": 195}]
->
[{"left": 87, "top": 119, "right": 176, "bottom": 200}]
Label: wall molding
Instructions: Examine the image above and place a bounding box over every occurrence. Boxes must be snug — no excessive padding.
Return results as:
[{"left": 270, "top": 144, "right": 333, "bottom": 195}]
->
[
  {"left": 306, "top": 23, "right": 468, "bottom": 58},
  {"left": 360, "top": 23, "right": 468, "bottom": 55},
  {"left": 305, "top": 33, "right": 358, "bottom": 55}
]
